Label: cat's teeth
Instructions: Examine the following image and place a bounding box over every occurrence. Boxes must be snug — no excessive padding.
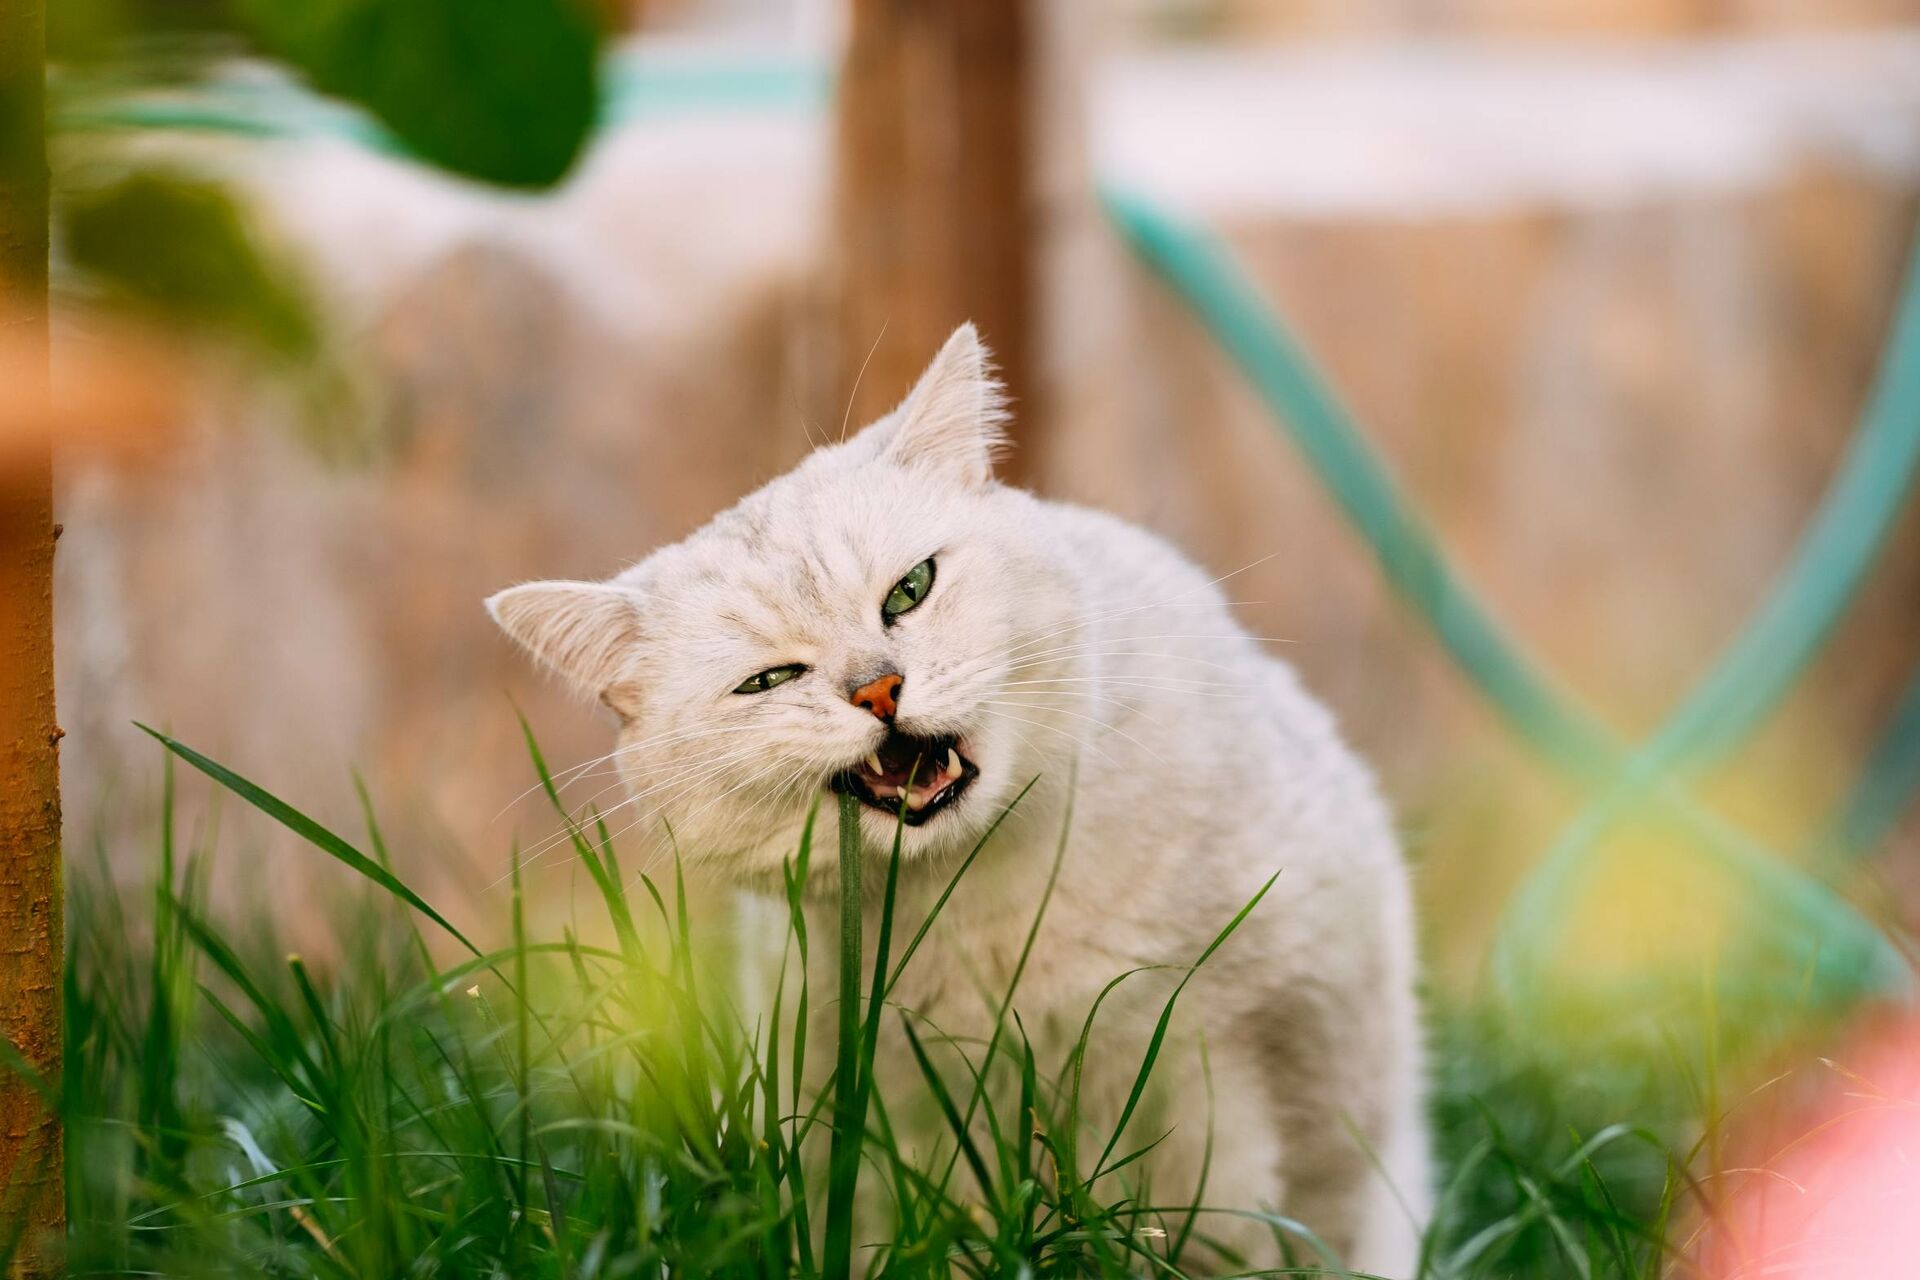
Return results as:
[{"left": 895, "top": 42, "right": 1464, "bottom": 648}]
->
[
  {"left": 906, "top": 792, "right": 929, "bottom": 812},
  {"left": 944, "top": 749, "right": 963, "bottom": 779},
  {"left": 866, "top": 752, "right": 883, "bottom": 775}
]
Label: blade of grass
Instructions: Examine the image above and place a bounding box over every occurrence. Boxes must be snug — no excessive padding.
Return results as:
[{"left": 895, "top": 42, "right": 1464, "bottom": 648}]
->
[
  {"left": 137, "top": 724, "right": 479, "bottom": 957},
  {"left": 900, "top": 1012, "right": 995, "bottom": 1200},
  {"left": 1090, "top": 870, "right": 1280, "bottom": 1184},
  {"left": 822, "top": 789, "right": 866, "bottom": 1279}
]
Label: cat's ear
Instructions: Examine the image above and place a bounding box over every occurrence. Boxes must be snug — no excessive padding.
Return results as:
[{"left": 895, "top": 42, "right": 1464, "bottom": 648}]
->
[
  {"left": 486, "top": 581, "right": 646, "bottom": 715},
  {"left": 880, "top": 323, "right": 1010, "bottom": 487}
]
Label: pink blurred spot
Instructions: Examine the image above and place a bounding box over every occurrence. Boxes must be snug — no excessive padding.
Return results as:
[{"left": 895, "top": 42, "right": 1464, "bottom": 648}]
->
[{"left": 1691, "top": 1012, "right": 1920, "bottom": 1279}]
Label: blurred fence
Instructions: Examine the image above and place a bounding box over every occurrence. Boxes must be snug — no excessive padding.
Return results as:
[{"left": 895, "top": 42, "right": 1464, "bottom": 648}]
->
[{"left": 73, "top": 49, "right": 1920, "bottom": 1010}]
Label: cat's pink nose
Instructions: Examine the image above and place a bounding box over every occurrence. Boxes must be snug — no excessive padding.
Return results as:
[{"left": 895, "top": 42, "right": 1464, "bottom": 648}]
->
[{"left": 850, "top": 672, "right": 902, "bottom": 723}]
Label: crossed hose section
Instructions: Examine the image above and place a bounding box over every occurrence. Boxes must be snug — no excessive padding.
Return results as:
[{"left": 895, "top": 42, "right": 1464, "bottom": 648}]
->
[{"left": 1106, "top": 186, "right": 1920, "bottom": 1008}]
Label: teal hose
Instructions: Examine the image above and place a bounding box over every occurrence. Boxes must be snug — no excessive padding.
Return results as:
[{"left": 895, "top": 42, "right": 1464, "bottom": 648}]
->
[
  {"left": 1104, "top": 187, "right": 1914, "bottom": 1005},
  {"left": 1491, "top": 229, "right": 1920, "bottom": 1003},
  {"left": 1103, "top": 187, "right": 1617, "bottom": 782},
  {"left": 1823, "top": 660, "right": 1920, "bottom": 863}
]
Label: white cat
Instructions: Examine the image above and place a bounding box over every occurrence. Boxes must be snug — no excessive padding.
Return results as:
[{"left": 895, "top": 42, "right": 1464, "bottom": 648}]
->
[{"left": 487, "top": 325, "right": 1431, "bottom": 1273}]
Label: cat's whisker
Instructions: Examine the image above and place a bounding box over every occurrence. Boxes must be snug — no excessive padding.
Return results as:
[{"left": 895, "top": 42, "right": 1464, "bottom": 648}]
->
[
  {"left": 727, "top": 756, "right": 818, "bottom": 831},
  {"left": 561, "top": 723, "right": 777, "bottom": 787},
  {"left": 1001, "top": 633, "right": 1297, "bottom": 669},
  {"left": 971, "top": 706, "right": 1123, "bottom": 768},
  {"left": 501, "top": 742, "right": 773, "bottom": 875},
  {"left": 1004, "top": 667, "right": 1243, "bottom": 686},
  {"left": 1004, "top": 684, "right": 1245, "bottom": 709},
  {"left": 601, "top": 753, "right": 802, "bottom": 863},
  {"left": 601, "top": 748, "right": 777, "bottom": 828},
  {"left": 1000, "top": 674, "right": 1246, "bottom": 694},
  {"left": 999, "top": 687, "right": 1165, "bottom": 720},
  {"left": 840, "top": 322, "right": 888, "bottom": 444},
  {"left": 984, "top": 548, "right": 1282, "bottom": 662},
  {"left": 491, "top": 747, "right": 631, "bottom": 822},
  {"left": 674, "top": 757, "right": 795, "bottom": 832},
  {"left": 579, "top": 742, "right": 769, "bottom": 821},
  {"left": 984, "top": 689, "right": 1167, "bottom": 731},
  {"left": 942, "top": 634, "right": 1288, "bottom": 690},
  {"left": 1009, "top": 547, "right": 1285, "bottom": 648},
  {"left": 560, "top": 732, "right": 778, "bottom": 814},
  {"left": 987, "top": 685, "right": 1168, "bottom": 724},
  {"left": 1008, "top": 689, "right": 1242, "bottom": 710},
  {"left": 981, "top": 717, "right": 1048, "bottom": 772},
  {"left": 978, "top": 697, "right": 1171, "bottom": 764},
  {"left": 490, "top": 722, "right": 774, "bottom": 821},
  {"left": 743, "top": 764, "right": 829, "bottom": 840},
  {"left": 997, "top": 649, "right": 1282, "bottom": 683},
  {"left": 947, "top": 607, "right": 1261, "bottom": 686},
  {"left": 996, "top": 596, "right": 1272, "bottom": 662}
]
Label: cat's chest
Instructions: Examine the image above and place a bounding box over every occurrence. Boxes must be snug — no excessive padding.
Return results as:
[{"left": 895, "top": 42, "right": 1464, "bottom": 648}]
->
[{"left": 801, "top": 876, "right": 1174, "bottom": 1044}]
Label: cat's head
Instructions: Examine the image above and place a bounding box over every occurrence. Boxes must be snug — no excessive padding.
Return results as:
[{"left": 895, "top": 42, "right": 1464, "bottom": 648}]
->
[{"left": 487, "top": 325, "right": 1075, "bottom": 878}]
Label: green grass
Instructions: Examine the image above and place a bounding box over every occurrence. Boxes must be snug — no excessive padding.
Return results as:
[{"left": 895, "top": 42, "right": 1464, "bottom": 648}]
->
[{"left": 17, "top": 728, "right": 1825, "bottom": 1278}]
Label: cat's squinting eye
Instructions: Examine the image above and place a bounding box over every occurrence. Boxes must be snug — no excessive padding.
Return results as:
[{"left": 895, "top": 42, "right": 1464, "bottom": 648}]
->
[
  {"left": 733, "top": 663, "right": 806, "bottom": 695},
  {"left": 882, "top": 558, "right": 935, "bottom": 624}
]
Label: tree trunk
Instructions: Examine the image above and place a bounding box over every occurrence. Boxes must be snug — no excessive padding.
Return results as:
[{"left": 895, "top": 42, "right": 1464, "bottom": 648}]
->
[
  {"left": 0, "top": 0, "right": 63, "bottom": 1272},
  {"left": 833, "top": 0, "right": 1038, "bottom": 484}
]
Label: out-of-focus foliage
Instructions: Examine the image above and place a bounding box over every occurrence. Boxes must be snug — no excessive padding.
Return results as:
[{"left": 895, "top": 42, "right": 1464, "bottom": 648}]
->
[
  {"left": 51, "top": 0, "right": 604, "bottom": 190},
  {"left": 48, "top": 0, "right": 239, "bottom": 70},
  {"left": 233, "top": 0, "right": 602, "bottom": 189},
  {"left": 60, "top": 170, "right": 318, "bottom": 361},
  {"left": 43, "top": 0, "right": 605, "bottom": 465},
  {"left": 55, "top": 166, "right": 383, "bottom": 462}
]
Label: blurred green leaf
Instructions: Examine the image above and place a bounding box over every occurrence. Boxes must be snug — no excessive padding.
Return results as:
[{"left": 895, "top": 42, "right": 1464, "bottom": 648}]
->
[
  {"left": 60, "top": 169, "right": 318, "bottom": 359},
  {"left": 46, "top": 0, "right": 131, "bottom": 64},
  {"left": 235, "top": 0, "right": 601, "bottom": 189}
]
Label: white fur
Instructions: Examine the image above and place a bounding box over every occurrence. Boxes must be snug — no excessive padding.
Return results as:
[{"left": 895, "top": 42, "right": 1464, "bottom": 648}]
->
[{"left": 487, "top": 324, "right": 1431, "bottom": 1273}]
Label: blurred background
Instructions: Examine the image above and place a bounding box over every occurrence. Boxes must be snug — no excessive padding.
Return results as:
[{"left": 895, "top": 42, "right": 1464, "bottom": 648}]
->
[{"left": 25, "top": 0, "right": 1920, "bottom": 1004}]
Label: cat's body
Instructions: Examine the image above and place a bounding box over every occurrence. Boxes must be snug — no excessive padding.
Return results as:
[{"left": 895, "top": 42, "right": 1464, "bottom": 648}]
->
[{"left": 488, "top": 326, "right": 1430, "bottom": 1273}]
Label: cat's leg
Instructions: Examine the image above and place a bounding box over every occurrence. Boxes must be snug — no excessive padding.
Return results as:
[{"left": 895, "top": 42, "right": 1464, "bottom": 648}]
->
[
  {"left": 1265, "top": 989, "right": 1431, "bottom": 1278},
  {"left": 1111, "top": 1041, "right": 1290, "bottom": 1274},
  {"left": 1347, "top": 1076, "right": 1433, "bottom": 1278}
]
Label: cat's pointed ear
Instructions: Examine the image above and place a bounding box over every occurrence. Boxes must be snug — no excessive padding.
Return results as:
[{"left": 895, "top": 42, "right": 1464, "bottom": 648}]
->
[
  {"left": 486, "top": 581, "right": 646, "bottom": 714},
  {"left": 881, "top": 323, "right": 1010, "bottom": 487}
]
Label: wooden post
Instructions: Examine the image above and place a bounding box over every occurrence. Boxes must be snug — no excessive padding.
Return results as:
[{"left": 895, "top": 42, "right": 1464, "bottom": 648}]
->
[
  {"left": 0, "top": 0, "right": 63, "bottom": 1272},
  {"left": 834, "top": 0, "right": 1038, "bottom": 484}
]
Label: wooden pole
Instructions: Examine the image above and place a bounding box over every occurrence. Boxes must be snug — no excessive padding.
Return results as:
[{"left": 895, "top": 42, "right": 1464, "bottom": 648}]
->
[
  {"left": 834, "top": 0, "right": 1038, "bottom": 485},
  {"left": 0, "top": 0, "right": 64, "bottom": 1271}
]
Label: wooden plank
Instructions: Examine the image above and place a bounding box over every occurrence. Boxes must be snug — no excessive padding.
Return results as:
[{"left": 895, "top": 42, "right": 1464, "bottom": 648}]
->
[
  {"left": 0, "top": 0, "right": 64, "bottom": 1271},
  {"left": 833, "top": 0, "right": 1038, "bottom": 483}
]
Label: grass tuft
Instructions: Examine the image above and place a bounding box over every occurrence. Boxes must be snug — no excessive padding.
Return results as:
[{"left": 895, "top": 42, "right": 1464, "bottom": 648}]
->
[{"left": 21, "top": 730, "right": 1867, "bottom": 1277}]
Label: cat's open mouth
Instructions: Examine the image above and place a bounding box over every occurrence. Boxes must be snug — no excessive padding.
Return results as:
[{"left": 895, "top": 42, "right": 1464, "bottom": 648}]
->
[{"left": 831, "top": 731, "right": 979, "bottom": 826}]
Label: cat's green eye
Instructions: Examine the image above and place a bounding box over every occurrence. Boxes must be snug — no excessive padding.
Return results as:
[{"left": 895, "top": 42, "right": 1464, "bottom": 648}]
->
[
  {"left": 882, "top": 558, "right": 936, "bottom": 623},
  {"left": 733, "top": 663, "right": 806, "bottom": 695}
]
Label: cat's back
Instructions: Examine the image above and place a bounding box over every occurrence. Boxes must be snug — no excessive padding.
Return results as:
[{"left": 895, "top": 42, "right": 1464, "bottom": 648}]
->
[
  {"left": 1031, "top": 495, "right": 1323, "bottom": 730},
  {"left": 1027, "top": 492, "right": 1398, "bottom": 888},
  {"left": 1032, "top": 496, "right": 1259, "bottom": 657}
]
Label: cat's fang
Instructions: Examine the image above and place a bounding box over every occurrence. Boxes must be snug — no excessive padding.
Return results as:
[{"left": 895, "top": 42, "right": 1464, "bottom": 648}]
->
[{"left": 832, "top": 730, "right": 977, "bottom": 825}]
